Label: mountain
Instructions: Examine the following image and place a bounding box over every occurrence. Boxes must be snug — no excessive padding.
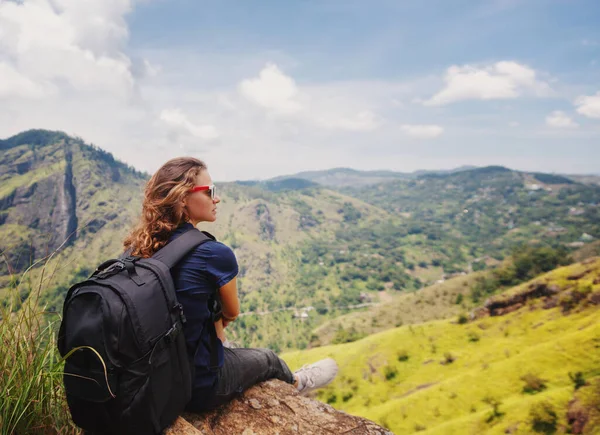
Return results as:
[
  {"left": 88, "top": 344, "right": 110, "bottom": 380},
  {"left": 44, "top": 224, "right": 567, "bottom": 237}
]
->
[
  {"left": 265, "top": 166, "right": 479, "bottom": 188},
  {"left": 567, "top": 173, "right": 600, "bottom": 186},
  {"left": 2, "top": 130, "right": 600, "bottom": 353},
  {"left": 234, "top": 177, "right": 320, "bottom": 192},
  {"left": 339, "top": 165, "right": 600, "bottom": 262},
  {"left": 264, "top": 165, "right": 599, "bottom": 190},
  {"left": 0, "top": 130, "right": 146, "bottom": 295}
]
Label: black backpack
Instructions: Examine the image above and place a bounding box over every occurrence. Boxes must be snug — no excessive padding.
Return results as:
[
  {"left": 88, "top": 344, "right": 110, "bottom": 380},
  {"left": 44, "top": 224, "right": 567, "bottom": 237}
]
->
[{"left": 57, "top": 228, "right": 218, "bottom": 434}]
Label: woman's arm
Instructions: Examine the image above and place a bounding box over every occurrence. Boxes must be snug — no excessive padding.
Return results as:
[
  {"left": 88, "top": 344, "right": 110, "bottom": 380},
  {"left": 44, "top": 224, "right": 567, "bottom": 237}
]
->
[{"left": 219, "top": 276, "right": 240, "bottom": 326}]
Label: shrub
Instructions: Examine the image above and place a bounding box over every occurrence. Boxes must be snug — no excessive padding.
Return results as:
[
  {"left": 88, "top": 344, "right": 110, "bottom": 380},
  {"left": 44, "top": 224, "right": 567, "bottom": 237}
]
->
[
  {"left": 455, "top": 293, "right": 464, "bottom": 305},
  {"left": 569, "top": 371, "right": 587, "bottom": 390},
  {"left": 472, "top": 261, "right": 487, "bottom": 272},
  {"left": 458, "top": 313, "right": 469, "bottom": 324},
  {"left": 325, "top": 391, "right": 337, "bottom": 404},
  {"left": 384, "top": 365, "right": 398, "bottom": 381},
  {"left": 314, "top": 301, "right": 328, "bottom": 315},
  {"left": 443, "top": 352, "right": 456, "bottom": 365},
  {"left": 468, "top": 331, "right": 480, "bottom": 342},
  {"left": 529, "top": 401, "right": 557, "bottom": 433},
  {"left": 521, "top": 373, "right": 548, "bottom": 394},
  {"left": 397, "top": 350, "right": 410, "bottom": 362},
  {"left": 483, "top": 396, "right": 504, "bottom": 422},
  {"left": 331, "top": 326, "right": 366, "bottom": 344}
]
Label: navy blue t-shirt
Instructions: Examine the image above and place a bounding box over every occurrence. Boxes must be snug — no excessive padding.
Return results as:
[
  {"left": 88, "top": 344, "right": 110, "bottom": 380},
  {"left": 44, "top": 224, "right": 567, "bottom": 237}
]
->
[{"left": 168, "top": 223, "right": 238, "bottom": 392}]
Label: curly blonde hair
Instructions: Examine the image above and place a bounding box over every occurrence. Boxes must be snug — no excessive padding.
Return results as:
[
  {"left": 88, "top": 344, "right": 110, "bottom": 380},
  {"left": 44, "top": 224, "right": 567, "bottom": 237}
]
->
[{"left": 124, "top": 157, "right": 206, "bottom": 257}]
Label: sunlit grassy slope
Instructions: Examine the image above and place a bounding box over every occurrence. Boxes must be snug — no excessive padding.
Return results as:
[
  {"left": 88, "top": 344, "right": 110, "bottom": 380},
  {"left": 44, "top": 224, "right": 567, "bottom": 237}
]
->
[{"left": 283, "top": 258, "right": 600, "bottom": 434}]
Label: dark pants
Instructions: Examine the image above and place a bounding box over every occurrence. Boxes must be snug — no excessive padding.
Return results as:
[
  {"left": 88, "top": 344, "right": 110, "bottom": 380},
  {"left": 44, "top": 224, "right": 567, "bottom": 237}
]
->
[{"left": 186, "top": 347, "right": 295, "bottom": 412}]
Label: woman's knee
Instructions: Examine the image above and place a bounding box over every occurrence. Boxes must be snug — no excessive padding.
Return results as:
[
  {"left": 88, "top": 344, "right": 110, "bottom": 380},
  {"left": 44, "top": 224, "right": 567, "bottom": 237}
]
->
[{"left": 260, "top": 348, "right": 280, "bottom": 366}]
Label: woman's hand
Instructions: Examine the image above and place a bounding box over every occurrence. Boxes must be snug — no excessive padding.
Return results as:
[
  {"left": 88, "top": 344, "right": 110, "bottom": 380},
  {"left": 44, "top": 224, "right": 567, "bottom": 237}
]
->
[{"left": 215, "top": 318, "right": 226, "bottom": 342}]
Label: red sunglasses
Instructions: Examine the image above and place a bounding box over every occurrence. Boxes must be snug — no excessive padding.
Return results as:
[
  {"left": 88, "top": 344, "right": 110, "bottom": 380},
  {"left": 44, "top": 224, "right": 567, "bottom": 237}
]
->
[{"left": 190, "top": 184, "right": 216, "bottom": 200}]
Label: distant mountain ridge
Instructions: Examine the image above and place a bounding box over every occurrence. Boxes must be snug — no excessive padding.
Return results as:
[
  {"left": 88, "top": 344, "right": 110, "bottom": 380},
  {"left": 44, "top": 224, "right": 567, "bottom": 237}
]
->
[
  {"left": 263, "top": 165, "right": 479, "bottom": 188},
  {"left": 235, "top": 177, "right": 320, "bottom": 192},
  {"left": 255, "top": 165, "right": 597, "bottom": 188}
]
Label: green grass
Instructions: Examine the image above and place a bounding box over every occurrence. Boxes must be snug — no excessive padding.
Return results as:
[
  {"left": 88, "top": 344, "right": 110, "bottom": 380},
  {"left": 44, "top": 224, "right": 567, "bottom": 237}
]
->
[
  {"left": 282, "top": 259, "right": 600, "bottom": 434},
  {"left": 0, "top": 257, "right": 78, "bottom": 434}
]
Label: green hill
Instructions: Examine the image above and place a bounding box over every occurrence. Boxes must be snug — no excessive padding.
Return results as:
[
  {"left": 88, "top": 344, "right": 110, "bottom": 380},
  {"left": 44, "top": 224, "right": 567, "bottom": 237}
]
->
[
  {"left": 312, "top": 243, "right": 586, "bottom": 347},
  {"left": 2, "top": 130, "right": 600, "bottom": 353},
  {"left": 283, "top": 258, "right": 600, "bottom": 434},
  {"left": 339, "top": 166, "right": 600, "bottom": 267}
]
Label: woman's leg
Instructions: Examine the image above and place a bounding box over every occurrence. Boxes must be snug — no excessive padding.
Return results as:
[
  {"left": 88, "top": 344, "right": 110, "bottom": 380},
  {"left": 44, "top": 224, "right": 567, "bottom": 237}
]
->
[{"left": 201, "top": 347, "right": 295, "bottom": 410}]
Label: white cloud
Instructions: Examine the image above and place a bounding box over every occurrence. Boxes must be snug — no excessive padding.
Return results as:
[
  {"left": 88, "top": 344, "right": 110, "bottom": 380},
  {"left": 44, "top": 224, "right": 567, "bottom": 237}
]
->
[
  {"left": 401, "top": 124, "right": 444, "bottom": 138},
  {"left": 508, "top": 121, "right": 520, "bottom": 127},
  {"left": 575, "top": 92, "right": 600, "bottom": 119},
  {"left": 425, "top": 61, "right": 549, "bottom": 106},
  {"left": 159, "top": 108, "right": 219, "bottom": 140},
  {"left": 2, "top": 3, "right": 597, "bottom": 181},
  {"left": 142, "top": 59, "right": 161, "bottom": 77},
  {"left": 0, "top": 61, "right": 54, "bottom": 98},
  {"left": 238, "top": 63, "right": 302, "bottom": 114},
  {"left": 0, "top": 0, "right": 136, "bottom": 100},
  {"left": 238, "top": 63, "right": 382, "bottom": 132},
  {"left": 314, "top": 109, "right": 381, "bottom": 132},
  {"left": 545, "top": 111, "right": 578, "bottom": 128}
]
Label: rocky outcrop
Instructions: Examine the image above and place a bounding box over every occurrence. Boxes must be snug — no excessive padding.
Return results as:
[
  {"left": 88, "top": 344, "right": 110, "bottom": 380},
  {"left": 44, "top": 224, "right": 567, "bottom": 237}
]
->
[
  {"left": 566, "top": 379, "right": 600, "bottom": 434},
  {"left": 481, "top": 282, "right": 561, "bottom": 316},
  {"left": 256, "top": 203, "right": 276, "bottom": 241},
  {"left": 166, "top": 380, "right": 391, "bottom": 435}
]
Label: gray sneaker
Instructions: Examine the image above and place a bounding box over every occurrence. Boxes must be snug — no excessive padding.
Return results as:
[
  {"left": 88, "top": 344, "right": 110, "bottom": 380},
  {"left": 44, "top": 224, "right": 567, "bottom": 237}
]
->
[
  {"left": 222, "top": 339, "right": 241, "bottom": 349},
  {"left": 294, "top": 358, "right": 338, "bottom": 395}
]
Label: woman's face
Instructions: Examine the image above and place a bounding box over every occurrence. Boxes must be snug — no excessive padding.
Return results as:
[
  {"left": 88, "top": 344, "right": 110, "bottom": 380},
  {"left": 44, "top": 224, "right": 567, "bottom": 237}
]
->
[{"left": 183, "top": 169, "right": 220, "bottom": 225}]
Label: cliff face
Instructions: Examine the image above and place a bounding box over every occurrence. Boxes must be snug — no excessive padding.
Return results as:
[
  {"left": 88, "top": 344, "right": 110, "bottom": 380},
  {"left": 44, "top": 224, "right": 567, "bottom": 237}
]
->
[
  {"left": 62, "top": 145, "right": 78, "bottom": 247},
  {"left": 0, "top": 130, "right": 146, "bottom": 309},
  {"left": 0, "top": 139, "right": 76, "bottom": 271},
  {"left": 166, "top": 380, "right": 391, "bottom": 435}
]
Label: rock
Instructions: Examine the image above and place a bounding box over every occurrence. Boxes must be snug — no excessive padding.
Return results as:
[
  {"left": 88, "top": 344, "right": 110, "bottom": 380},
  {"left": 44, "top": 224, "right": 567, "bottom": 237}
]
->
[
  {"left": 483, "top": 282, "right": 562, "bottom": 316},
  {"left": 248, "top": 398, "right": 262, "bottom": 409},
  {"left": 165, "top": 380, "right": 392, "bottom": 435}
]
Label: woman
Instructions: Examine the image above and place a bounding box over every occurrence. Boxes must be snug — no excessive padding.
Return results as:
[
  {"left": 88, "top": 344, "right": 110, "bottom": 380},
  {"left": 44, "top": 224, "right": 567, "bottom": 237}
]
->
[{"left": 123, "top": 157, "right": 338, "bottom": 412}]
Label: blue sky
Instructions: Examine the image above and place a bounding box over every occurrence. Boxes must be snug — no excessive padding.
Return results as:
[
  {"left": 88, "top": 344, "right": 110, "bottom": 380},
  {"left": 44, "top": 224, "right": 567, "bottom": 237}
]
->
[{"left": 0, "top": 0, "right": 599, "bottom": 180}]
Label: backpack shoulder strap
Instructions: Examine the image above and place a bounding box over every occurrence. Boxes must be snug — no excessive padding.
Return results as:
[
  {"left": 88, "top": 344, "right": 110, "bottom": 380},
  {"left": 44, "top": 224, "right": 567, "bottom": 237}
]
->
[{"left": 152, "top": 228, "right": 213, "bottom": 269}]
